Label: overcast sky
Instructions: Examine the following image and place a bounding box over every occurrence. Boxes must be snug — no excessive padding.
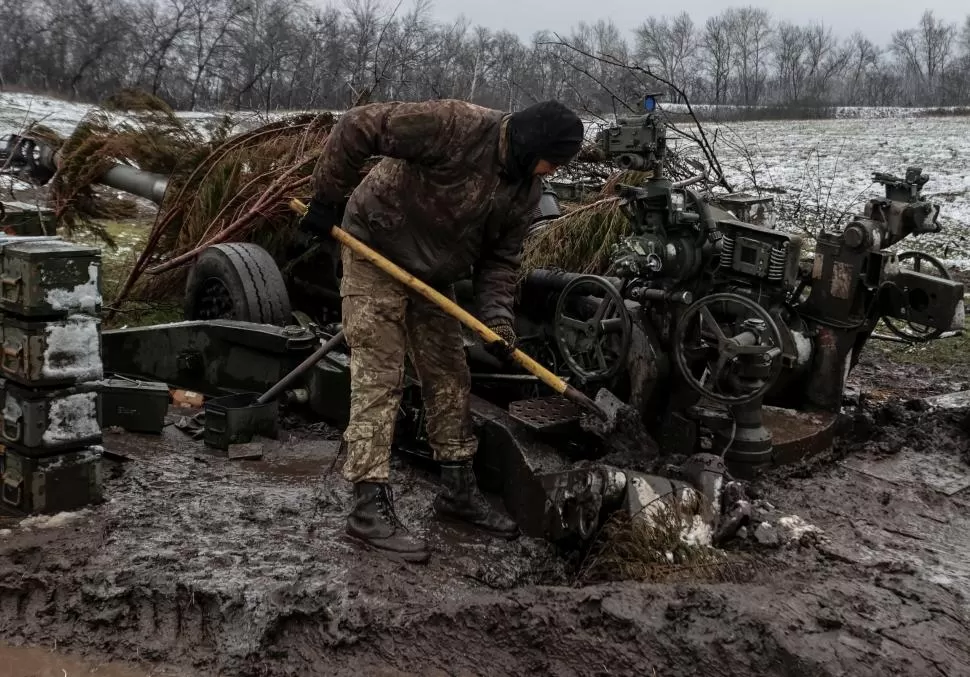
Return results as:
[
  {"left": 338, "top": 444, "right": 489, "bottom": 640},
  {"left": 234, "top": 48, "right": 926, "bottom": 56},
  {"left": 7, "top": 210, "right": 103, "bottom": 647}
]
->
[{"left": 421, "top": 1, "right": 967, "bottom": 46}]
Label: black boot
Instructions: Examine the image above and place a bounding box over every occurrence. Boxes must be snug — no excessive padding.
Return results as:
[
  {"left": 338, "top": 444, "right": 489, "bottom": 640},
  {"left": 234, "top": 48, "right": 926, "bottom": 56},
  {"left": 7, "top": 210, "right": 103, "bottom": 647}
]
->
[
  {"left": 346, "top": 482, "right": 429, "bottom": 564},
  {"left": 434, "top": 461, "right": 519, "bottom": 539}
]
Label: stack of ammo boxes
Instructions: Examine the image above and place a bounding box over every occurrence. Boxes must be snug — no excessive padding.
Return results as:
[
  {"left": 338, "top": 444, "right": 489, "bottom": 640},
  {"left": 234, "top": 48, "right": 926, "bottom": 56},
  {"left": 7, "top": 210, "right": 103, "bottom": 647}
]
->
[{"left": 0, "top": 235, "right": 104, "bottom": 515}]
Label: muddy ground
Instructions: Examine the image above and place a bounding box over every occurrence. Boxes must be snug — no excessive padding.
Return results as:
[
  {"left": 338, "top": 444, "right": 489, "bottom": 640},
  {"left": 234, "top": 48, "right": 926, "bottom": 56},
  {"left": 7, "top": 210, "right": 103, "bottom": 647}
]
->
[{"left": 1, "top": 344, "right": 970, "bottom": 677}]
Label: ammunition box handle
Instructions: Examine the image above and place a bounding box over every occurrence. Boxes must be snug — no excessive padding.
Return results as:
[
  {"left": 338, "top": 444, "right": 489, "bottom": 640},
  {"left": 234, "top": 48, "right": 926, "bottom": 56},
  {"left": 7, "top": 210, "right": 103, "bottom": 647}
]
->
[
  {"left": 2, "top": 476, "right": 22, "bottom": 508},
  {"left": 1, "top": 417, "right": 21, "bottom": 443},
  {"left": 1, "top": 345, "right": 23, "bottom": 373},
  {"left": 206, "top": 410, "right": 227, "bottom": 434},
  {"left": 0, "top": 275, "right": 22, "bottom": 300}
]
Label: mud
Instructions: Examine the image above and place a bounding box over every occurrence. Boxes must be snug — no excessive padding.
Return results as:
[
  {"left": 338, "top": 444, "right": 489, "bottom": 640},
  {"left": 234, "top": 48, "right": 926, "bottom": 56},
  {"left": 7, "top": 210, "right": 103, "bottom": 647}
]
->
[
  {"left": 0, "top": 644, "right": 179, "bottom": 676},
  {"left": 1, "top": 349, "right": 970, "bottom": 676}
]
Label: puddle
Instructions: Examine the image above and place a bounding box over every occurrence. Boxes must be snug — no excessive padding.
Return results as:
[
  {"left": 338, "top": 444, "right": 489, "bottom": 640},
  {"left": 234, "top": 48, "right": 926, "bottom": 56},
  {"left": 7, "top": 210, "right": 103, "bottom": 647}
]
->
[
  {"left": 0, "top": 645, "right": 185, "bottom": 677},
  {"left": 841, "top": 452, "right": 970, "bottom": 495}
]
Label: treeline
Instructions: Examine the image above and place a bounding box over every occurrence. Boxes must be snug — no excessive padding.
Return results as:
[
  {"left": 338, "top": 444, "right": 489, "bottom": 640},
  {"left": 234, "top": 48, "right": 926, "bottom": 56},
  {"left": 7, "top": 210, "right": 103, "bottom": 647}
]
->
[{"left": 2, "top": 0, "right": 970, "bottom": 114}]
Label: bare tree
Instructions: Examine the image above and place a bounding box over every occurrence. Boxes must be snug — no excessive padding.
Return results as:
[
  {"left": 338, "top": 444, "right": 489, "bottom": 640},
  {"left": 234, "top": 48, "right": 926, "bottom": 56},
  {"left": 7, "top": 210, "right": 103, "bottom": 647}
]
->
[
  {"left": 892, "top": 10, "right": 955, "bottom": 104},
  {"left": 774, "top": 23, "right": 807, "bottom": 103},
  {"left": 701, "top": 13, "right": 735, "bottom": 105},
  {"left": 132, "top": 0, "right": 191, "bottom": 98},
  {"left": 635, "top": 12, "right": 698, "bottom": 102},
  {"left": 51, "top": 0, "right": 134, "bottom": 99},
  {"left": 225, "top": 0, "right": 302, "bottom": 112},
  {"left": 343, "top": 0, "right": 384, "bottom": 105},
  {"left": 420, "top": 16, "right": 469, "bottom": 100},
  {"left": 803, "top": 23, "right": 850, "bottom": 102},
  {"left": 385, "top": 0, "right": 436, "bottom": 100},
  {"left": 729, "top": 6, "right": 773, "bottom": 106},
  {"left": 467, "top": 26, "right": 493, "bottom": 102},
  {"left": 2, "top": 1, "right": 970, "bottom": 115},
  {"left": 183, "top": 0, "right": 246, "bottom": 110},
  {"left": 961, "top": 15, "right": 970, "bottom": 58},
  {"left": 0, "top": 2, "right": 47, "bottom": 90},
  {"left": 842, "top": 32, "right": 881, "bottom": 106}
]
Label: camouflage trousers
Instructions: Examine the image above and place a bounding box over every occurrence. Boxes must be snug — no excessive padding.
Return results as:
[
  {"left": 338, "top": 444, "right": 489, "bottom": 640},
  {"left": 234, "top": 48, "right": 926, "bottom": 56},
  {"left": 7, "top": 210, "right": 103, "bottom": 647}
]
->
[{"left": 339, "top": 245, "right": 477, "bottom": 483}]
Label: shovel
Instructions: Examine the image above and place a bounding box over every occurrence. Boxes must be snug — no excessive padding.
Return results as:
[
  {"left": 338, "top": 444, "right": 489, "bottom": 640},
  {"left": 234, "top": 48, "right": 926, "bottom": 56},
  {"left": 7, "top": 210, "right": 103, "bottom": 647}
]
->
[
  {"left": 290, "top": 199, "right": 657, "bottom": 457},
  {"left": 256, "top": 329, "right": 345, "bottom": 405}
]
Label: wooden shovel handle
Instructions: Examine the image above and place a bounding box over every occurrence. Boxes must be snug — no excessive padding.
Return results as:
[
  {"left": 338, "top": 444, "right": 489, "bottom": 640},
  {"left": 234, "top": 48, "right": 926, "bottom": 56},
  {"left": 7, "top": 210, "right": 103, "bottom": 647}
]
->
[{"left": 289, "top": 198, "right": 605, "bottom": 418}]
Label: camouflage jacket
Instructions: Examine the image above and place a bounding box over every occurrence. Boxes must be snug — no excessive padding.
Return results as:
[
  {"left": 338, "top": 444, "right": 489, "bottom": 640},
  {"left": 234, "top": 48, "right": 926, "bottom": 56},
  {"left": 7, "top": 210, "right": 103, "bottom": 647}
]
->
[{"left": 311, "top": 100, "right": 541, "bottom": 325}]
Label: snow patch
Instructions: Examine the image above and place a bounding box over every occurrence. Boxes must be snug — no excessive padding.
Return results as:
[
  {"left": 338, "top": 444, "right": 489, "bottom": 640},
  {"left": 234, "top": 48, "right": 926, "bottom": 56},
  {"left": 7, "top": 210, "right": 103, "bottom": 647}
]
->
[
  {"left": 45, "top": 262, "right": 101, "bottom": 313},
  {"left": 950, "top": 299, "right": 965, "bottom": 331},
  {"left": 778, "top": 515, "right": 822, "bottom": 541},
  {"left": 0, "top": 176, "right": 34, "bottom": 193},
  {"left": 659, "top": 102, "right": 970, "bottom": 120},
  {"left": 923, "top": 391, "right": 970, "bottom": 410},
  {"left": 3, "top": 392, "right": 22, "bottom": 423},
  {"left": 681, "top": 514, "right": 714, "bottom": 547},
  {"left": 929, "top": 573, "right": 956, "bottom": 587},
  {"left": 19, "top": 510, "right": 90, "bottom": 530},
  {"left": 629, "top": 475, "right": 666, "bottom": 523},
  {"left": 36, "top": 446, "right": 102, "bottom": 471},
  {"left": 42, "top": 392, "right": 100, "bottom": 445},
  {"left": 792, "top": 331, "right": 814, "bottom": 367},
  {"left": 42, "top": 315, "right": 103, "bottom": 381}
]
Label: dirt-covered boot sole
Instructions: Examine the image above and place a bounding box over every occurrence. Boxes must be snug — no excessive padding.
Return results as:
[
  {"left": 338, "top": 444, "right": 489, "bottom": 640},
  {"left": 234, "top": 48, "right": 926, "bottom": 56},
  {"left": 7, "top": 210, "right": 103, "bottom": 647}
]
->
[{"left": 343, "top": 531, "right": 431, "bottom": 564}]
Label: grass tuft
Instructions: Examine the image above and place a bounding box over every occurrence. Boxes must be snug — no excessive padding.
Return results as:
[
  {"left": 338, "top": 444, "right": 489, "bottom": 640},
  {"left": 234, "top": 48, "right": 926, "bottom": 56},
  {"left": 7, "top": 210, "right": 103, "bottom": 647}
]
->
[{"left": 577, "top": 501, "right": 762, "bottom": 584}]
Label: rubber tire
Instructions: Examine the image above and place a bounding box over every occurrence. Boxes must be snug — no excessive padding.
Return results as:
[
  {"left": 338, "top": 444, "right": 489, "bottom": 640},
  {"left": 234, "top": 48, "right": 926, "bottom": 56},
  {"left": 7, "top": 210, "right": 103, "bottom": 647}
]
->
[{"left": 184, "top": 243, "right": 292, "bottom": 325}]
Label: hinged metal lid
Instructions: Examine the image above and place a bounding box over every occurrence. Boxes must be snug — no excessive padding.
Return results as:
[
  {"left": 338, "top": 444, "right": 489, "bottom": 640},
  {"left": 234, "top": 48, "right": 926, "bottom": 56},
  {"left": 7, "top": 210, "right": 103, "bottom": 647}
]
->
[
  {"left": 101, "top": 378, "right": 170, "bottom": 395},
  {"left": 2, "top": 239, "right": 101, "bottom": 260},
  {"left": 4, "top": 379, "right": 102, "bottom": 400}
]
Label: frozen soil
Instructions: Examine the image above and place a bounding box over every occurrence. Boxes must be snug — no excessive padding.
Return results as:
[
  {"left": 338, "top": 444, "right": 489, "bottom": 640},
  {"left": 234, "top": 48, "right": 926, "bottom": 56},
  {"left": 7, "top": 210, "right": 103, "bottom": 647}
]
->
[{"left": 1, "top": 346, "right": 970, "bottom": 677}]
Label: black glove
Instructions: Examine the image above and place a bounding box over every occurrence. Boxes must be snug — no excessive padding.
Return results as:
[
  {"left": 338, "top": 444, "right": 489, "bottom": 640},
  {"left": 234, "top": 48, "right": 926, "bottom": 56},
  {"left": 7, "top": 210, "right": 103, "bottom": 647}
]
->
[
  {"left": 300, "top": 195, "right": 344, "bottom": 240},
  {"left": 484, "top": 320, "right": 517, "bottom": 362}
]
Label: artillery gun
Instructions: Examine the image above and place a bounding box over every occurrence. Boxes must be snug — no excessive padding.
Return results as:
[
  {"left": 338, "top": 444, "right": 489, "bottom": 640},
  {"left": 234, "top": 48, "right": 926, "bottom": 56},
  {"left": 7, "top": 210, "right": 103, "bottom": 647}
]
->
[
  {"left": 0, "top": 104, "right": 963, "bottom": 541},
  {"left": 526, "top": 94, "right": 965, "bottom": 474}
]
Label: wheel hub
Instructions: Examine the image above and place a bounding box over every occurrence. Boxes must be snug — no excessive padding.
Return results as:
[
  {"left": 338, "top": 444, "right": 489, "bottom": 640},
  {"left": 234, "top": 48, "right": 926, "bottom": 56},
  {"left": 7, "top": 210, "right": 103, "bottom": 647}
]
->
[{"left": 197, "top": 277, "right": 235, "bottom": 319}]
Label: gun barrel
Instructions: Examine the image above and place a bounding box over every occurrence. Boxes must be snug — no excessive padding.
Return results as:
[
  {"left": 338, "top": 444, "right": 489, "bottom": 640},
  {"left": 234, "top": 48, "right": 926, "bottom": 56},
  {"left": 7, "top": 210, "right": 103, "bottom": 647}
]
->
[
  {"left": 95, "top": 163, "right": 169, "bottom": 205},
  {"left": 4, "top": 134, "right": 169, "bottom": 205}
]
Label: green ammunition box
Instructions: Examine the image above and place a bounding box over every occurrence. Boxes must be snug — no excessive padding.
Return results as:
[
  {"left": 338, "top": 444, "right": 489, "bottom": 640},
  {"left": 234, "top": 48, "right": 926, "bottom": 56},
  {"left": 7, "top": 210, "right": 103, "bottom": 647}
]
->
[
  {"left": 0, "top": 314, "right": 103, "bottom": 387},
  {"left": 0, "top": 445, "right": 103, "bottom": 515},
  {"left": 0, "top": 201, "right": 55, "bottom": 237},
  {"left": 204, "top": 392, "right": 278, "bottom": 451},
  {"left": 1, "top": 380, "right": 102, "bottom": 453},
  {"left": 0, "top": 239, "right": 102, "bottom": 318},
  {"left": 100, "top": 378, "right": 170, "bottom": 434}
]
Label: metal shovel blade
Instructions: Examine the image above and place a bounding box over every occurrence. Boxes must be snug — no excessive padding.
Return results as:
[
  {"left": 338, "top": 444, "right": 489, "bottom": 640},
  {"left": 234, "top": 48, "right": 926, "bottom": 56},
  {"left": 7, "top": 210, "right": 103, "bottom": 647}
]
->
[{"left": 579, "top": 388, "right": 659, "bottom": 461}]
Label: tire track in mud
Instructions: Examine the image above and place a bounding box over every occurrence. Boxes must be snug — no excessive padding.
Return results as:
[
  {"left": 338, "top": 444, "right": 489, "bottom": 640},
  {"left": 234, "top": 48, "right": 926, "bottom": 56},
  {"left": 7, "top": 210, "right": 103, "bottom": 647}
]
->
[
  {"left": 2, "top": 536, "right": 968, "bottom": 677},
  {"left": 1, "top": 402, "right": 970, "bottom": 676},
  {"left": 0, "top": 564, "right": 361, "bottom": 668}
]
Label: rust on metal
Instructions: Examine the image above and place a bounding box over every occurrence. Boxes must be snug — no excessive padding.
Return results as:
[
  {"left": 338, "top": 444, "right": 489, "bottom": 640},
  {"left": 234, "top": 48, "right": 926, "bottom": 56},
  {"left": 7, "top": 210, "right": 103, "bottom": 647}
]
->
[{"left": 762, "top": 406, "right": 839, "bottom": 464}]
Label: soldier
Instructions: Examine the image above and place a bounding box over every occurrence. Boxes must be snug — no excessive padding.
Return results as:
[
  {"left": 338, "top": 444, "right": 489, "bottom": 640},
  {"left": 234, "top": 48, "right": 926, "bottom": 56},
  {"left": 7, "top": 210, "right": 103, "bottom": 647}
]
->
[{"left": 301, "top": 99, "right": 584, "bottom": 563}]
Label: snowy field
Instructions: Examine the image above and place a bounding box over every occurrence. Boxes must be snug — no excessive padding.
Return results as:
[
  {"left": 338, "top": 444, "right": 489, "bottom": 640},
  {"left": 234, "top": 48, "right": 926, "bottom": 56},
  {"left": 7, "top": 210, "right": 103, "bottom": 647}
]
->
[
  {"left": 0, "top": 91, "right": 233, "bottom": 138},
  {"left": 662, "top": 102, "right": 970, "bottom": 120},
  {"left": 700, "top": 116, "right": 970, "bottom": 266},
  {"left": 2, "top": 92, "right": 970, "bottom": 265}
]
